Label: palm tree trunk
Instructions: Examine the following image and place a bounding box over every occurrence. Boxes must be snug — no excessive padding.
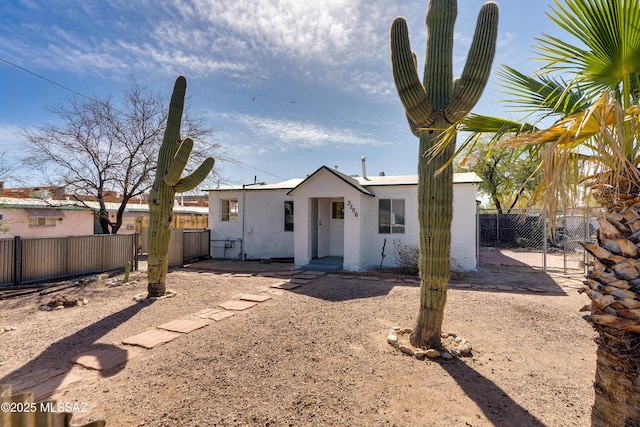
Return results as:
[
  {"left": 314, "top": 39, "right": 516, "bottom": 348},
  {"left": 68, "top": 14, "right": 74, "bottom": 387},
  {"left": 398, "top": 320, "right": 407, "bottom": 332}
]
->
[
  {"left": 581, "top": 189, "right": 640, "bottom": 426},
  {"left": 591, "top": 325, "right": 640, "bottom": 427}
]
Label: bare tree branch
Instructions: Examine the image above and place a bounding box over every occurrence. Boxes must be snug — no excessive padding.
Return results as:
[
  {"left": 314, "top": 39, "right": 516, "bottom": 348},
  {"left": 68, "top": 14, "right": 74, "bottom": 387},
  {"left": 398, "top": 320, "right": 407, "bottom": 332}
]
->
[{"left": 18, "top": 81, "right": 223, "bottom": 234}]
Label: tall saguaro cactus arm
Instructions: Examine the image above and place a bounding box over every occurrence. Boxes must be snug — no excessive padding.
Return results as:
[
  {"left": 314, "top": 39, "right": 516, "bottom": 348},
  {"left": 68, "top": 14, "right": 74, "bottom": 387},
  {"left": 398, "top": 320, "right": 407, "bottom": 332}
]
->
[
  {"left": 390, "top": 19, "right": 435, "bottom": 127},
  {"left": 147, "top": 76, "right": 215, "bottom": 298},
  {"left": 390, "top": 0, "right": 498, "bottom": 349},
  {"left": 445, "top": 4, "right": 499, "bottom": 122}
]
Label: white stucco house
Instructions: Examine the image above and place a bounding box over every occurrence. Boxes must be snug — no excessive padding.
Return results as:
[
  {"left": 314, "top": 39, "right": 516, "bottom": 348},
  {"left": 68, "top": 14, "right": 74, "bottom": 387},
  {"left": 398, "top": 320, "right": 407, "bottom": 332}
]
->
[{"left": 207, "top": 165, "right": 481, "bottom": 272}]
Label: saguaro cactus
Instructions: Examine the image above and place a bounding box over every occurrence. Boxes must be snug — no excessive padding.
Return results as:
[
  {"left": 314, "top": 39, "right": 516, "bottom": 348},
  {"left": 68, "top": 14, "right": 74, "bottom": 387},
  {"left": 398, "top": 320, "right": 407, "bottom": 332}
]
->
[
  {"left": 147, "top": 76, "right": 215, "bottom": 298},
  {"left": 390, "top": 0, "right": 498, "bottom": 348}
]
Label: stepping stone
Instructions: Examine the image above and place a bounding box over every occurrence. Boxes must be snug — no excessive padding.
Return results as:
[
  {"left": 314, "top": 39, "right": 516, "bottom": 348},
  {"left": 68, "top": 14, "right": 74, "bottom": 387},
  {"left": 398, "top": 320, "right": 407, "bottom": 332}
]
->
[
  {"left": 10, "top": 368, "right": 66, "bottom": 392},
  {"left": 340, "top": 275, "right": 355, "bottom": 279},
  {"left": 264, "top": 289, "right": 284, "bottom": 296},
  {"left": 194, "top": 308, "right": 223, "bottom": 317},
  {"left": 193, "top": 308, "right": 236, "bottom": 321},
  {"left": 301, "top": 271, "right": 327, "bottom": 276},
  {"left": 360, "top": 276, "right": 380, "bottom": 281},
  {"left": 240, "top": 294, "right": 271, "bottom": 302},
  {"left": 290, "top": 278, "right": 312, "bottom": 285},
  {"left": 157, "top": 319, "right": 210, "bottom": 334},
  {"left": 273, "top": 271, "right": 300, "bottom": 276},
  {"left": 450, "top": 283, "right": 472, "bottom": 288},
  {"left": 122, "top": 329, "right": 181, "bottom": 349},
  {"left": 218, "top": 300, "right": 257, "bottom": 311},
  {"left": 13, "top": 371, "right": 83, "bottom": 401},
  {"left": 72, "top": 347, "right": 139, "bottom": 371},
  {"left": 232, "top": 273, "right": 253, "bottom": 277},
  {"left": 209, "top": 311, "right": 236, "bottom": 320},
  {"left": 270, "top": 281, "right": 301, "bottom": 290}
]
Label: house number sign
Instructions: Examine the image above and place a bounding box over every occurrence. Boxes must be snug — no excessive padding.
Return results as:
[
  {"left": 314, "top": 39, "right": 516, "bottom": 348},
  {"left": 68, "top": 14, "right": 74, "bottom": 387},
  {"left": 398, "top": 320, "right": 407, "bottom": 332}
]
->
[{"left": 347, "top": 200, "right": 359, "bottom": 218}]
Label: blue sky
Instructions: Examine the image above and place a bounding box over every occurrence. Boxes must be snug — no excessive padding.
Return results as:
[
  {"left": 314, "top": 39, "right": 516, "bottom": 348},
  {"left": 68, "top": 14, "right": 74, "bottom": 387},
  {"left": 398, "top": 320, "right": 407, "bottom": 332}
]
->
[{"left": 0, "top": 1, "right": 561, "bottom": 188}]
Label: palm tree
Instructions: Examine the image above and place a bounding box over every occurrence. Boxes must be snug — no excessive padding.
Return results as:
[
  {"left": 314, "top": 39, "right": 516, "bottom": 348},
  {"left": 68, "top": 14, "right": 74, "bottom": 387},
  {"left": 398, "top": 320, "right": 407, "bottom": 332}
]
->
[{"left": 465, "top": 1, "right": 640, "bottom": 425}]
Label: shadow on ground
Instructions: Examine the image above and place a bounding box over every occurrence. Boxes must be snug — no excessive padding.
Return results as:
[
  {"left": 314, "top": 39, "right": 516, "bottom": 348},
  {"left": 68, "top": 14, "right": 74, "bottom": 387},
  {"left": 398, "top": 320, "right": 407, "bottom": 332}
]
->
[
  {"left": 289, "top": 276, "right": 419, "bottom": 302},
  {"left": 0, "top": 301, "right": 152, "bottom": 400},
  {"left": 440, "top": 359, "right": 546, "bottom": 426}
]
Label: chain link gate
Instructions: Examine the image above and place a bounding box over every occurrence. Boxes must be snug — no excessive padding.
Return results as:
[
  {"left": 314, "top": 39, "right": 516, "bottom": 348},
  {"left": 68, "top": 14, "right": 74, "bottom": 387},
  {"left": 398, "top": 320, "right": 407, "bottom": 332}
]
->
[{"left": 478, "top": 208, "right": 600, "bottom": 274}]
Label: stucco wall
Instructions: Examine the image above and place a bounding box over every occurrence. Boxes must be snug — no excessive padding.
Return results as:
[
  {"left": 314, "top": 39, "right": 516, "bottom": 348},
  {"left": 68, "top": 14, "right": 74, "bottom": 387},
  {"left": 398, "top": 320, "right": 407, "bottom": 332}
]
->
[
  {"left": 289, "top": 170, "right": 367, "bottom": 270},
  {"left": 208, "top": 189, "right": 294, "bottom": 260},
  {"left": 0, "top": 208, "right": 94, "bottom": 238},
  {"left": 360, "top": 183, "right": 477, "bottom": 272},
  {"left": 449, "top": 183, "right": 478, "bottom": 271},
  {"left": 360, "top": 184, "right": 419, "bottom": 270}
]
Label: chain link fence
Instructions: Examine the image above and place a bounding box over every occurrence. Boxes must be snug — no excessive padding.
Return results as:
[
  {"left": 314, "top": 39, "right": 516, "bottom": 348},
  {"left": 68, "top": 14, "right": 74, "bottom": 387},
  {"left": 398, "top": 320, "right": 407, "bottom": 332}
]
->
[{"left": 478, "top": 208, "right": 601, "bottom": 274}]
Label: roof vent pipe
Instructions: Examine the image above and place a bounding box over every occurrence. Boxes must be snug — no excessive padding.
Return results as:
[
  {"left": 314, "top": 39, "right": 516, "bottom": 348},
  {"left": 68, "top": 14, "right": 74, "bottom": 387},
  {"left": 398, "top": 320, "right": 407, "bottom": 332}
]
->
[{"left": 361, "top": 156, "right": 367, "bottom": 180}]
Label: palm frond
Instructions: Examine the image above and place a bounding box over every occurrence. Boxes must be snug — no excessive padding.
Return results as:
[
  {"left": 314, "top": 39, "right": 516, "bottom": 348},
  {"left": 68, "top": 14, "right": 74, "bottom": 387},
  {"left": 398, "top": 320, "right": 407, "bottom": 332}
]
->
[{"left": 499, "top": 66, "right": 591, "bottom": 116}]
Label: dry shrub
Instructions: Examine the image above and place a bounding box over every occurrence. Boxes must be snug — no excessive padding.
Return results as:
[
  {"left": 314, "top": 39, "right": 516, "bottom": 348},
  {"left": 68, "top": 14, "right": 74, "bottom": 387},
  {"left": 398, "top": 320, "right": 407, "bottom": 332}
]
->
[{"left": 393, "top": 239, "right": 419, "bottom": 275}]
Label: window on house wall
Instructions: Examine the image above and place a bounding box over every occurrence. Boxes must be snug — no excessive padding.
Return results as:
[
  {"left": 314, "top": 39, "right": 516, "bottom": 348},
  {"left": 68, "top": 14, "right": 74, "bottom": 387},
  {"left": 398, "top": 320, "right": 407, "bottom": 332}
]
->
[
  {"left": 332, "top": 201, "right": 344, "bottom": 219},
  {"left": 28, "top": 217, "right": 57, "bottom": 227},
  {"left": 221, "top": 199, "right": 238, "bottom": 222},
  {"left": 284, "top": 201, "right": 294, "bottom": 231},
  {"left": 379, "top": 199, "right": 405, "bottom": 234}
]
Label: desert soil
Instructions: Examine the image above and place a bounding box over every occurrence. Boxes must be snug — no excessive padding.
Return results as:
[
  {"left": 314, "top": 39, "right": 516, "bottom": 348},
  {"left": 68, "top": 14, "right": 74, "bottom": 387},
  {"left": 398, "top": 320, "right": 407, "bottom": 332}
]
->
[{"left": 0, "top": 258, "right": 597, "bottom": 427}]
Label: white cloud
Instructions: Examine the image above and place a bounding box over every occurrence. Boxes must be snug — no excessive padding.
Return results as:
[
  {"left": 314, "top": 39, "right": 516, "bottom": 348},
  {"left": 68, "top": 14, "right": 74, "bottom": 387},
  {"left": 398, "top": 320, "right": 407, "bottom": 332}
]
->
[
  {"left": 1, "top": 0, "right": 402, "bottom": 90},
  {"left": 217, "top": 113, "right": 387, "bottom": 153}
]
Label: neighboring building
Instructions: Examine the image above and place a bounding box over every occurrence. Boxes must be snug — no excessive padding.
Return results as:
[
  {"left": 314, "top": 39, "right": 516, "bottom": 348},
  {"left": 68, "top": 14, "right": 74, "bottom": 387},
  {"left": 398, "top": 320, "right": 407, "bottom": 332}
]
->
[
  {"left": 0, "top": 198, "right": 95, "bottom": 238},
  {"left": 207, "top": 165, "right": 481, "bottom": 272},
  {"left": 0, "top": 197, "right": 208, "bottom": 239}
]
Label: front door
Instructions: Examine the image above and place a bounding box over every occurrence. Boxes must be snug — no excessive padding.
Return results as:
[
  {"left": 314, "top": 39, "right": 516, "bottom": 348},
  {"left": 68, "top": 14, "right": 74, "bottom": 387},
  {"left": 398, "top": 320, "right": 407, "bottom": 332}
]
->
[
  {"left": 317, "top": 198, "right": 330, "bottom": 258},
  {"left": 329, "top": 199, "right": 344, "bottom": 256}
]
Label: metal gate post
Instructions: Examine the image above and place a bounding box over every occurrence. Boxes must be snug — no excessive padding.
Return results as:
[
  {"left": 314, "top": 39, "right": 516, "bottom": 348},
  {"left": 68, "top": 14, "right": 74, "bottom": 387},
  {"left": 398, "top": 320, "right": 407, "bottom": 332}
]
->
[
  {"left": 542, "top": 212, "right": 547, "bottom": 272},
  {"left": 13, "top": 236, "right": 22, "bottom": 285}
]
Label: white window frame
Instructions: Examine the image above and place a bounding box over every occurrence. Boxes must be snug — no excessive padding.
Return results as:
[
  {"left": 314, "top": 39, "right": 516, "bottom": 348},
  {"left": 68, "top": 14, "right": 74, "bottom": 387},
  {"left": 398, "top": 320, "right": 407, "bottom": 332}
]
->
[
  {"left": 221, "top": 199, "right": 239, "bottom": 222},
  {"left": 28, "top": 217, "right": 57, "bottom": 227},
  {"left": 378, "top": 198, "right": 405, "bottom": 234}
]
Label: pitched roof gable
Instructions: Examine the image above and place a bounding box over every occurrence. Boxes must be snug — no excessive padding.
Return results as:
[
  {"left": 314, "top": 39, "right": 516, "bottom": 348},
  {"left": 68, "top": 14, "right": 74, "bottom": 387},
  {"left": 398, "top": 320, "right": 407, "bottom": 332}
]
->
[{"left": 287, "top": 166, "right": 374, "bottom": 196}]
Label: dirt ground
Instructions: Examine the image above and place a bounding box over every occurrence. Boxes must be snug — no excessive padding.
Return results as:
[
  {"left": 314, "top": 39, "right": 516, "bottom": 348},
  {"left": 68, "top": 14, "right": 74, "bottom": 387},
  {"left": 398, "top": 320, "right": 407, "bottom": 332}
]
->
[{"left": 0, "top": 258, "right": 597, "bottom": 427}]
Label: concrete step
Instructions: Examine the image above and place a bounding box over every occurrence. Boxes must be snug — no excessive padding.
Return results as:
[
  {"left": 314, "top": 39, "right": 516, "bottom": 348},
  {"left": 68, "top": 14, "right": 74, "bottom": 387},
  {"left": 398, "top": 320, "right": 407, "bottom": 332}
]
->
[{"left": 301, "top": 262, "right": 342, "bottom": 273}]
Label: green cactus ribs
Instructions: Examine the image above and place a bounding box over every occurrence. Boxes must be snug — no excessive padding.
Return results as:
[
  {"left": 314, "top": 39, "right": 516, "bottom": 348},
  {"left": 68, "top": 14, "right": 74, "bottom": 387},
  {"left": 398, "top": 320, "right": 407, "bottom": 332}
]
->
[
  {"left": 389, "top": 0, "right": 498, "bottom": 349},
  {"left": 147, "top": 76, "right": 215, "bottom": 298}
]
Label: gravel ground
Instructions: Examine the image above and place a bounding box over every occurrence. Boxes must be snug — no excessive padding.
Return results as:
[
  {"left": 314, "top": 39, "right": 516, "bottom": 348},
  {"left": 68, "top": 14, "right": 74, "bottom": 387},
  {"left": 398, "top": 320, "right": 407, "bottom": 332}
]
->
[{"left": 0, "top": 260, "right": 597, "bottom": 426}]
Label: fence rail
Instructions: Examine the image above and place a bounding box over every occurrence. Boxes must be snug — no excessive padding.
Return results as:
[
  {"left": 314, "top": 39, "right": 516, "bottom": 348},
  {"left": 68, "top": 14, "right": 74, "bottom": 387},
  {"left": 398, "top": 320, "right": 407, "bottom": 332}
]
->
[{"left": 1, "top": 234, "right": 138, "bottom": 287}]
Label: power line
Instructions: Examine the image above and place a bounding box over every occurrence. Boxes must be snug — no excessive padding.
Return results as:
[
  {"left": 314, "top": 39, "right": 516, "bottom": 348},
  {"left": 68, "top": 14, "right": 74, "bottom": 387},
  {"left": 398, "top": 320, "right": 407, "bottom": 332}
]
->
[
  {"left": 235, "top": 160, "right": 285, "bottom": 180},
  {"left": 0, "top": 56, "right": 93, "bottom": 101},
  {"left": 0, "top": 56, "right": 286, "bottom": 182}
]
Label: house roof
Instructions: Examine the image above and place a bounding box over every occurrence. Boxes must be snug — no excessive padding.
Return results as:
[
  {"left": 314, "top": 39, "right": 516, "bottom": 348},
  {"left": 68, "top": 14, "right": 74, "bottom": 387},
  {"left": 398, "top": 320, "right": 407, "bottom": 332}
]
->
[
  {"left": 287, "top": 166, "right": 375, "bottom": 197},
  {"left": 205, "top": 178, "right": 303, "bottom": 192},
  {"left": 353, "top": 171, "right": 482, "bottom": 186},
  {"left": 205, "top": 168, "right": 481, "bottom": 196},
  {"left": 0, "top": 197, "right": 208, "bottom": 215}
]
